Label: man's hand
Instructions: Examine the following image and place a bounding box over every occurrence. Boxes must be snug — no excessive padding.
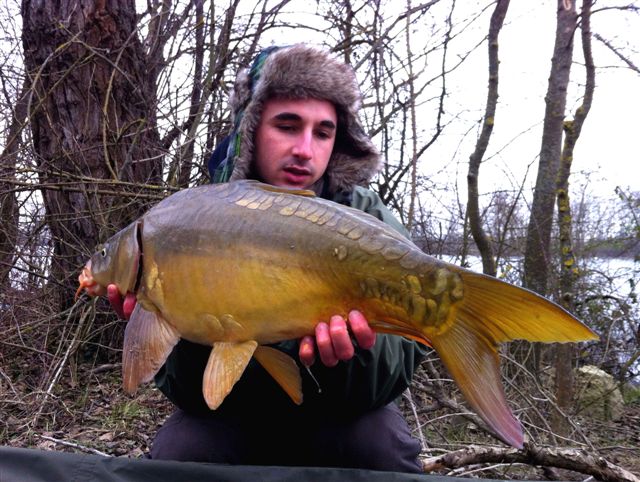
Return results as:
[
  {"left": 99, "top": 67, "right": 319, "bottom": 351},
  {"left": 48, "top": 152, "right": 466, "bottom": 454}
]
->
[
  {"left": 298, "top": 310, "right": 376, "bottom": 367},
  {"left": 107, "top": 284, "right": 137, "bottom": 320}
]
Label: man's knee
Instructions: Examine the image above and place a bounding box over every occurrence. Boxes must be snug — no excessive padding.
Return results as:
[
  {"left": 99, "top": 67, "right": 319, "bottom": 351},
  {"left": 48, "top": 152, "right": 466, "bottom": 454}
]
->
[
  {"left": 149, "top": 409, "right": 248, "bottom": 463},
  {"left": 342, "top": 403, "right": 423, "bottom": 473}
]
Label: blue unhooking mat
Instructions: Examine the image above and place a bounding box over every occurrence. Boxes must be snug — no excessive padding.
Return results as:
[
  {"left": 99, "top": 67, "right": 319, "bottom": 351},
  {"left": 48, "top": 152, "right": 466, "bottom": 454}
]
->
[{"left": 0, "top": 446, "right": 547, "bottom": 481}]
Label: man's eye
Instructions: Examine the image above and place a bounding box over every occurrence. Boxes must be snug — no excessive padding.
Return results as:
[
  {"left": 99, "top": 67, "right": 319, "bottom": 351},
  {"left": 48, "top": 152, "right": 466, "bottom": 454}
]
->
[{"left": 277, "top": 124, "right": 295, "bottom": 132}]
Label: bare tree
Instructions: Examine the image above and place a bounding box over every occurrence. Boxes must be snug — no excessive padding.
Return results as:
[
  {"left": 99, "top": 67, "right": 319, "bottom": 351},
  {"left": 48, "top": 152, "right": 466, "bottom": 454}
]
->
[
  {"left": 522, "top": 0, "right": 578, "bottom": 374},
  {"left": 21, "top": 0, "right": 164, "bottom": 308},
  {"left": 0, "top": 80, "right": 28, "bottom": 288},
  {"left": 552, "top": 0, "right": 595, "bottom": 436},
  {"left": 465, "top": 0, "right": 510, "bottom": 277}
]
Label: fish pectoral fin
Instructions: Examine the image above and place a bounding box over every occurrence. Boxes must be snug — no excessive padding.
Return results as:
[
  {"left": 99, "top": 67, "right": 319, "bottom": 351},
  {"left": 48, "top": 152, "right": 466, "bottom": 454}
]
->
[
  {"left": 203, "top": 340, "right": 258, "bottom": 410},
  {"left": 254, "top": 346, "right": 303, "bottom": 405},
  {"left": 122, "top": 304, "right": 180, "bottom": 394},
  {"left": 431, "top": 317, "right": 524, "bottom": 449}
]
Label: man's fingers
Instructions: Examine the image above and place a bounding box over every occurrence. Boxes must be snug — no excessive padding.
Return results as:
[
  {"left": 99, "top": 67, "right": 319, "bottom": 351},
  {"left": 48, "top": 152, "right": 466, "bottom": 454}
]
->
[
  {"left": 301, "top": 312, "right": 375, "bottom": 368},
  {"left": 329, "top": 315, "right": 354, "bottom": 361},
  {"left": 299, "top": 335, "right": 316, "bottom": 367},
  {"left": 315, "top": 322, "right": 338, "bottom": 367},
  {"left": 348, "top": 310, "right": 376, "bottom": 350},
  {"left": 122, "top": 293, "right": 137, "bottom": 320},
  {"left": 107, "top": 284, "right": 136, "bottom": 320},
  {"left": 107, "top": 284, "right": 125, "bottom": 319}
]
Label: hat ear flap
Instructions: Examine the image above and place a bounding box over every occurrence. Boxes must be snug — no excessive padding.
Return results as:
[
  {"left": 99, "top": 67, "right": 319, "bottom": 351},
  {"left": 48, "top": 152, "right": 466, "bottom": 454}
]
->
[{"left": 229, "top": 69, "right": 252, "bottom": 125}]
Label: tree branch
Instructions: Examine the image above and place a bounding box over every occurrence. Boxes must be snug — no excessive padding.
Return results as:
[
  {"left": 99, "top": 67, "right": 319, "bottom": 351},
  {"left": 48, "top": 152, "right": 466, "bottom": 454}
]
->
[{"left": 422, "top": 443, "right": 640, "bottom": 482}]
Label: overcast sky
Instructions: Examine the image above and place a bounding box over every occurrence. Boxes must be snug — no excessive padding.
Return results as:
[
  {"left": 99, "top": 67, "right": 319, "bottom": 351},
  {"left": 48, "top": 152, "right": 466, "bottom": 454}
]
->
[
  {"left": 486, "top": 1, "right": 638, "bottom": 198},
  {"left": 268, "top": 1, "right": 639, "bottom": 203},
  {"left": 423, "top": 1, "right": 640, "bottom": 202}
]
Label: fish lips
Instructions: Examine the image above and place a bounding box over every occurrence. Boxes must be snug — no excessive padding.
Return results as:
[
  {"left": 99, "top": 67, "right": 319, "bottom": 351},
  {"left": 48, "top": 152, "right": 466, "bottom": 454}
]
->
[{"left": 76, "top": 261, "right": 107, "bottom": 299}]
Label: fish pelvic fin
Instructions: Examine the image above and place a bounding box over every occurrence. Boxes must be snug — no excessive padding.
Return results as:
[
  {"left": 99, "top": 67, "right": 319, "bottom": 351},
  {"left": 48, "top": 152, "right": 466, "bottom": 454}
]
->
[
  {"left": 430, "top": 316, "right": 524, "bottom": 448},
  {"left": 122, "top": 304, "right": 180, "bottom": 394},
  {"left": 254, "top": 346, "right": 303, "bottom": 405},
  {"left": 203, "top": 340, "right": 258, "bottom": 410},
  {"left": 459, "top": 271, "right": 598, "bottom": 344}
]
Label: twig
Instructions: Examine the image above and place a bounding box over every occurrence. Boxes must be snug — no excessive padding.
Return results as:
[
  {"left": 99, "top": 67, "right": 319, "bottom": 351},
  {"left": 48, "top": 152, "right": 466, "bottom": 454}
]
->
[
  {"left": 91, "top": 363, "right": 121, "bottom": 374},
  {"left": 412, "top": 379, "right": 497, "bottom": 440},
  {"left": 593, "top": 33, "right": 640, "bottom": 74},
  {"left": 421, "top": 443, "right": 640, "bottom": 482},
  {"left": 37, "top": 434, "right": 111, "bottom": 457},
  {"left": 31, "top": 302, "right": 88, "bottom": 428},
  {"left": 0, "top": 366, "right": 19, "bottom": 398},
  {"left": 403, "top": 388, "right": 428, "bottom": 452}
]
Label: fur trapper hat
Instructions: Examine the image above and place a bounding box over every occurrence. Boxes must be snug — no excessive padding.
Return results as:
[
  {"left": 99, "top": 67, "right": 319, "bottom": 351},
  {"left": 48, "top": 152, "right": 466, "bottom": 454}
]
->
[{"left": 217, "top": 44, "right": 380, "bottom": 194}]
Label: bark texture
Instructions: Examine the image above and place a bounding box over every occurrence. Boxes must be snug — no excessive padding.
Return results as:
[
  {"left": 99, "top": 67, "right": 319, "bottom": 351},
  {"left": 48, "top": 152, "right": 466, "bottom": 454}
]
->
[
  {"left": 523, "top": 0, "right": 577, "bottom": 296},
  {"left": 522, "top": 0, "right": 577, "bottom": 373},
  {"left": 21, "top": 0, "right": 163, "bottom": 307}
]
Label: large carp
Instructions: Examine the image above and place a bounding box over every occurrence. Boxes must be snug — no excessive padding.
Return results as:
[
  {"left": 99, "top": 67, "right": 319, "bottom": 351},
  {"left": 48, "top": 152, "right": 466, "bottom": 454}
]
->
[{"left": 77, "top": 180, "right": 597, "bottom": 448}]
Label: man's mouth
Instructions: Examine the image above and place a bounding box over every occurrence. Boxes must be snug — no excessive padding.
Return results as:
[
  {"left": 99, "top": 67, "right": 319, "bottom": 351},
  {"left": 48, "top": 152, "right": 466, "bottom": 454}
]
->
[
  {"left": 282, "top": 166, "right": 312, "bottom": 184},
  {"left": 283, "top": 165, "right": 311, "bottom": 175}
]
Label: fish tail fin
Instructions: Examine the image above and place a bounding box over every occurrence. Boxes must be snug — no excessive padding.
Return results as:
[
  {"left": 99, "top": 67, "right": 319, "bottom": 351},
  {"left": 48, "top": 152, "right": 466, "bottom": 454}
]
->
[
  {"left": 459, "top": 271, "right": 598, "bottom": 344},
  {"left": 430, "top": 316, "right": 524, "bottom": 448},
  {"left": 428, "top": 271, "right": 597, "bottom": 448}
]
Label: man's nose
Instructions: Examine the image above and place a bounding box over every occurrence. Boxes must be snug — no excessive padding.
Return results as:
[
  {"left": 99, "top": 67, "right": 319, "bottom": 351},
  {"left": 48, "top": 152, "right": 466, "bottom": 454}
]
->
[{"left": 291, "top": 130, "right": 313, "bottom": 159}]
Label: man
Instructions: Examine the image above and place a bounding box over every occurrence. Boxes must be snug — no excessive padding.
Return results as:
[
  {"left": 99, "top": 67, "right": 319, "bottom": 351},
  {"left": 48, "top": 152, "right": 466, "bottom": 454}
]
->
[{"left": 109, "top": 44, "right": 426, "bottom": 472}]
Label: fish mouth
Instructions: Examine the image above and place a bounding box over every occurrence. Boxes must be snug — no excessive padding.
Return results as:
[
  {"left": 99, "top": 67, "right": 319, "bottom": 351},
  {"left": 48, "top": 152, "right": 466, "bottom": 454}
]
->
[{"left": 76, "top": 260, "right": 106, "bottom": 300}]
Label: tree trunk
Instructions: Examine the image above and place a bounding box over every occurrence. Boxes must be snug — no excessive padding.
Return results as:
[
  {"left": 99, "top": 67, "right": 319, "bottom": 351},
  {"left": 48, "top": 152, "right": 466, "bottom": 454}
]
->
[
  {"left": 21, "top": 0, "right": 163, "bottom": 309},
  {"left": 522, "top": 0, "right": 577, "bottom": 374},
  {"left": 0, "top": 79, "right": 29, "bottom": 289},
  {"left": 466, "top": 0, "right": 510, "bottom": 277},
  {"left": 552, "top": 0, "right": 595, "bottom": 436}
]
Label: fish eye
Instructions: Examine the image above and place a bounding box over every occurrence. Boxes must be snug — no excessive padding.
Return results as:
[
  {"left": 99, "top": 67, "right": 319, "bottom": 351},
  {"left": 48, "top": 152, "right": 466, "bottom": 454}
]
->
[{"left": 100, "top": 248, "right": 107, "bottom": 258}]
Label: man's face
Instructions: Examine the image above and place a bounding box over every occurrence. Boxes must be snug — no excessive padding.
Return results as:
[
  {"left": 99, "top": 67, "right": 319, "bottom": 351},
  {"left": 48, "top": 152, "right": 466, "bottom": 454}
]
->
[{"left": 253, "top": 97, "right": 337, "bottom": 189}]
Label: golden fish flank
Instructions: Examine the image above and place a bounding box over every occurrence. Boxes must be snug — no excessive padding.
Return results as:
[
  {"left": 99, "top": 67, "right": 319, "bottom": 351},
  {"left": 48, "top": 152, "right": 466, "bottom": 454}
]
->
[
  {"left": 333, "top": 245, "right": 348, "bottom": 261},
  {"left": 77, "top": 180, "right": 598, "bottom": 449}
]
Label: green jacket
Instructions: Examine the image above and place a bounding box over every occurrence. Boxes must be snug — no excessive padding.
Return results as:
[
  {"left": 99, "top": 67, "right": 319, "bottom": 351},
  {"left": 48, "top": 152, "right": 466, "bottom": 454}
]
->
[{"left": 154, "top": 185, "right": 427, "bottom": 417}]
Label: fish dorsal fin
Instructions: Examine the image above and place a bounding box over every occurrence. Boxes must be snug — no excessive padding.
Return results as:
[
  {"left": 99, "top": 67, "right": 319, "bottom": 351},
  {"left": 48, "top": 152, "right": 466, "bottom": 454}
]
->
[
  {"left": 122, "top": 304, "right": 180, "bottom": 394},
  {"left": 253, "top": 346, "right": 303, "bottom": 405},
  {"left": 247, "top": 180, "right": 316, "bottom": 197},
  {"left": 203, "top": 340, "right": 258, "bottom": 410}
]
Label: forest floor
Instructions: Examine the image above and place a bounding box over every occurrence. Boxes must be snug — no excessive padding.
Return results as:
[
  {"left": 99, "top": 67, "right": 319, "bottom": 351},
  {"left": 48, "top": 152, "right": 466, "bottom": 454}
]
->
[{"left": 1, "top": 353, "right": 639, "bottom": 481}]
